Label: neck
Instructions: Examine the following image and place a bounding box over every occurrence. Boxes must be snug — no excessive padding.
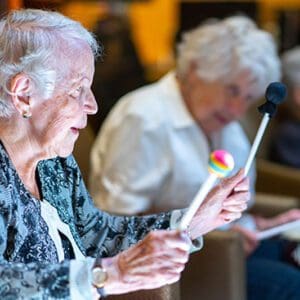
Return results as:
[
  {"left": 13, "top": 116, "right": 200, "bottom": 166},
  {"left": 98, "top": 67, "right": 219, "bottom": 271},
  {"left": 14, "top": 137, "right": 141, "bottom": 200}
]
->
[
  {"left": 176, "top": 74, "right": 197, "bottom": 120},
  {"left": 0, "top": 116, "right": 44, "bottom": 199},
  {"left": 176, "top": 74, "right": 214, "bottom": 140}
]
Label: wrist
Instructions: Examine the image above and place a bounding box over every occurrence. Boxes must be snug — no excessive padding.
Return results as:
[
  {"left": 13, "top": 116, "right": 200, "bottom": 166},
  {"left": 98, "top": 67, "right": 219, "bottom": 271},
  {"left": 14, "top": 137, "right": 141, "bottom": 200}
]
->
[
  {"left": 101, "top": 256, "right": 123, "bottom": 295},
  {"left": 188, "top": 215, "right": 205, "bottom": 239}
]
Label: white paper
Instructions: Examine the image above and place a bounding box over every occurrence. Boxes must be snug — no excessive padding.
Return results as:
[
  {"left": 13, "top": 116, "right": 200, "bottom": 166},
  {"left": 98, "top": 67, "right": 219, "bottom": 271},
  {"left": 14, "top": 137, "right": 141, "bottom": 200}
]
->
[{"left": 257, "top": 219, "right": 300, "bottom": 240}]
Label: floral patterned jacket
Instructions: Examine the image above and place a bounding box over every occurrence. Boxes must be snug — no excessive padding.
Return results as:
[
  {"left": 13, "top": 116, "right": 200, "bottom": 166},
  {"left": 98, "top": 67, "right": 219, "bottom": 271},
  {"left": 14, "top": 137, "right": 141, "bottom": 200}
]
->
[{"left": 0, "top": 142, "right": 172, "bottom": 299}]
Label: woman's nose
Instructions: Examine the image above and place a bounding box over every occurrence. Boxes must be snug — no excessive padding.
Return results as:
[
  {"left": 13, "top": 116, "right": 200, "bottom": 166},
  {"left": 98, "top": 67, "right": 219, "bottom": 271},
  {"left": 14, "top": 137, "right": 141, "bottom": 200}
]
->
[{"left": 84, "top": 90, "right": 98, "bottom": 115}]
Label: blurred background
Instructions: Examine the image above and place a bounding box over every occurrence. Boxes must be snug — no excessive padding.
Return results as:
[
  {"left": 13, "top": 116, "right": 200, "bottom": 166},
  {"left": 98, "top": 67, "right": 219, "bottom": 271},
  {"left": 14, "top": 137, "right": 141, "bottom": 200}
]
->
[{"left": 2, "top": 0, "right": 300, "bottom": 134}]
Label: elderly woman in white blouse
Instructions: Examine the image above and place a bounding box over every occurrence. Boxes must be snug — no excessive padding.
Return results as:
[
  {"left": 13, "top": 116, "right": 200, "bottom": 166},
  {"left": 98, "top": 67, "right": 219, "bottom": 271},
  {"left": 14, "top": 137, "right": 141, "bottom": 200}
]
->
[
  {"left": 0, "top": 9, "right": 249, "bottom": 299},
  {"left": 90, "top": 16, "right": 300, "bottom": 300}
]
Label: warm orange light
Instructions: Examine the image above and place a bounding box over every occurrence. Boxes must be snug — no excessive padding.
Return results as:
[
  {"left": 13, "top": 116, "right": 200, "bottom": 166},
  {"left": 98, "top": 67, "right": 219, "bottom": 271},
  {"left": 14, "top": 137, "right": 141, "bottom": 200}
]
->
[{"left": 8, "top": 0, "right": 23, "bottom": 10}]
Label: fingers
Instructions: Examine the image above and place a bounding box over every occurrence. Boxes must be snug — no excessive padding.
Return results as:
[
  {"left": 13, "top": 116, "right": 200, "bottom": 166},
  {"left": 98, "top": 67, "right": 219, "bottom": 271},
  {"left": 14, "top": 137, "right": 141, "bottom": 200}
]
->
[
  {"left": 222, "top": 189, "right": 250, "bottom": 216},
  {"left": 162, "top": 231, "right": 191, "bottom": 252},
  {"left": 155, "top": 271, "right": 181, "bottom": 285},
  {"left": 145, "top": 230, "right": 191, "bottom": 252},
  {"left": 128, "top": 246, "right": 189, "bottom": 270},
  {"left": 129, "top": 257, "right": 187, "bottom": 275},
  {"left": 121, "top": 230, "right": 190, "bottom": 274},
  {"left": 219, "top": 211, "right": 242, "bottom": 223},
  {"left": 278, "top": 208, "right": 300, "bottom": 224},
  {"left": 223, "top": 191, "right": 250, "bottom": 207},
  {"left": 138, "top": 272, "right": 181, "bottom": 289},
  {"left": 221, "top": 191, "right": 250, "bottom": 220},
  {"left": 162, "top": 273, "right": 181, "bottom": 285},
  {"left": 223, "top": 203, "right": 247, "bottom": 213},
  {"left": 219, "top": 168, "right": 247, "bottom": 194},
  {"left": 233, "top": 177, "right": 250, "bottom": 192},
  {"left": 124, "top": 230, "right": 189, "bottom": 260},
  {"left": 105, "top": 230, "right": 190, "bottom": 295}
]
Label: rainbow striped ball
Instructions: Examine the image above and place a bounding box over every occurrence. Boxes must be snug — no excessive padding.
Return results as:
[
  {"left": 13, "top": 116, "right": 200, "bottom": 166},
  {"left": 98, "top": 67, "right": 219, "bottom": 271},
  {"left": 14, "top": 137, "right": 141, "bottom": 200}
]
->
[{"left": 208, "top": 150, "right": 234, "bottom": 178}]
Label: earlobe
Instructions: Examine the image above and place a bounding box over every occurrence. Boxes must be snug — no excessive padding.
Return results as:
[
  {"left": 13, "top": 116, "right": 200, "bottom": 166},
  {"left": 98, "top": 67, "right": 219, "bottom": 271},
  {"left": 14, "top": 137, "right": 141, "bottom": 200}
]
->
[{"left": 10, "top": 73, "right": 32, "bottom": 116}]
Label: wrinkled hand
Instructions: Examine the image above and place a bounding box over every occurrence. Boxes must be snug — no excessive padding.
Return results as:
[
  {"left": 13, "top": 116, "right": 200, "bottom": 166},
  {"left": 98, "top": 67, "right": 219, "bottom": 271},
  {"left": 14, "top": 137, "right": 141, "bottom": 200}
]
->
[
  {"left": 255, "top": 208, "right": 300, "bottom": 231},
  {"left": 189, "top": 169, "right": 250, "bottom": 239},
  {"left": 101, "top": 230, "right": 190, "bottom": 295},
  {"left": 231, "top": 225, "right": 259, "bottom": 256}
]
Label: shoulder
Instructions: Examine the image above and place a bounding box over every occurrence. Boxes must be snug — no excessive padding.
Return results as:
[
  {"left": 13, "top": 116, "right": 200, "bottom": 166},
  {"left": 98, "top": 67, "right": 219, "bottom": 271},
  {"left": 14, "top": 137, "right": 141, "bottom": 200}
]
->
[{"left": 104, "top": 75, "right": 173, "bottom": 131}]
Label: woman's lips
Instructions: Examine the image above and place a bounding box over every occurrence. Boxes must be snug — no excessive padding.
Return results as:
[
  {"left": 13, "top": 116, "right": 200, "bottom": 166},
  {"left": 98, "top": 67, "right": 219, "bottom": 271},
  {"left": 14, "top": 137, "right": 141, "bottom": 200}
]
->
[
  {"left": 71, "top": 123, "right": 86, "bottom": 135},
  {"left": 215, "top": 113, "right": 229, "bottom": 125},
  {"left": 70, "top": 127, "right": 80, "bottom": 135}
]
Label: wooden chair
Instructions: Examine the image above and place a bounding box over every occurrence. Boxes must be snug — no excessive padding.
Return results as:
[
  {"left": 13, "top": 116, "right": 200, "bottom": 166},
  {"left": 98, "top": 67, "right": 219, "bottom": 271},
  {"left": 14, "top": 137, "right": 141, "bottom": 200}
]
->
[
  {"left": 256, "top": 158, "right": 300, "bottom": 202},
  {"left": 181, "top": 230, "right": 246, "bottom": 300},
  {"left": 107, "top": 282, "right": 180, "bottom": 300}
]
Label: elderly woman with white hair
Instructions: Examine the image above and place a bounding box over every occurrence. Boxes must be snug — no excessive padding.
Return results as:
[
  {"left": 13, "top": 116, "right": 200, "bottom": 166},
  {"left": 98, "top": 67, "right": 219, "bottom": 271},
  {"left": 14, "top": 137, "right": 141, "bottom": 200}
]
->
[
  {"left": 0, "top": 8, "right": 250, "bottom": 300},
  {"left": 270, "top": 46, "right": 300, "bottom": 167},
  {"left": 90, "top": 16, "right": 300, "bottom": 299}
]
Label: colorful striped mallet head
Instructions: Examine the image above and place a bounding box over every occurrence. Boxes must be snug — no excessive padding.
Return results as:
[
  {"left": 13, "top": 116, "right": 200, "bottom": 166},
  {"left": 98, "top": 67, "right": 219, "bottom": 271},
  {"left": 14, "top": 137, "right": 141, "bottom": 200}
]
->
[{"left": 208, "top": 150, "right": 234, "bottom": 178}]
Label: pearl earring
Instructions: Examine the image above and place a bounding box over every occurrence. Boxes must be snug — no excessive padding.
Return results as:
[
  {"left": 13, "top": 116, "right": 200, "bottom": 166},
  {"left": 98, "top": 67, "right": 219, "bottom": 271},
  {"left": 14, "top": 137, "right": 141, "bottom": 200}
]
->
[{"left": 22, "top": 110, "right": 32, "bottom": 118}]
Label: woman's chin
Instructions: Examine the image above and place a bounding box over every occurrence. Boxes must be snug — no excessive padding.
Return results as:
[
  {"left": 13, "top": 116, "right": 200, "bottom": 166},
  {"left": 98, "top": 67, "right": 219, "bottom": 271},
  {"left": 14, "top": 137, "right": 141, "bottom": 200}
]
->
[
  {"left": 52, "top": 142, "right": 75, "bottom": 158},
  {"left": 57, "top": 132, "right": 80, "bottom": 157},
  {"left": 59, "top": 146, "right": 75, "bottom": 158}
]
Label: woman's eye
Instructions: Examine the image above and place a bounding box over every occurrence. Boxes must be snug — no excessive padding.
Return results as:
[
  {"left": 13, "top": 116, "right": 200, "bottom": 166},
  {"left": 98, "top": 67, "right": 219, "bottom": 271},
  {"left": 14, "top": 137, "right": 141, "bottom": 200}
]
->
[
  {"left": 70, "top": 86, "right": 83, "bottom": 98},
  {"left": 75, "top": 86, "right": 82, "bottom": 94}
]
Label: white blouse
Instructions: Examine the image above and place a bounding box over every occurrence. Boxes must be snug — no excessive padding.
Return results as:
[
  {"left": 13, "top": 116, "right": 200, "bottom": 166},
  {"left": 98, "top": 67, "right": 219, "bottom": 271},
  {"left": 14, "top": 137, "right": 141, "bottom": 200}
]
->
[
  {"left": 40, "top": 199, "right": 93, "bottom": 300},
  {"left": 40, "top": 199, "right": 85, "bottom": 261}
]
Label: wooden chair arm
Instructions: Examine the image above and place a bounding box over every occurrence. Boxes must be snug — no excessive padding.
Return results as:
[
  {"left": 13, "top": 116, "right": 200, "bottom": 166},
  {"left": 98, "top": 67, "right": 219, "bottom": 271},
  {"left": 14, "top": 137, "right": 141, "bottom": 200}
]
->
[
  {"left": 107, "top": 282, "right": 180, "bottom": 300},
  {"left": 180, "top": 230, "right": 246, "bottom": 300}
]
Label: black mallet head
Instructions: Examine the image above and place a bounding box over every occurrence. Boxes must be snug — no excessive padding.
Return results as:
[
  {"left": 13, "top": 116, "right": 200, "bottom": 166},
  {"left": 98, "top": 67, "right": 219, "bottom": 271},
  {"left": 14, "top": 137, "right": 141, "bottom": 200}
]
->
[
  {"left": 258, "top": 82, "right": 287, "bottom": 117},
  {"left": 265, "top": 82, "right": 287, "bottom": 105}
]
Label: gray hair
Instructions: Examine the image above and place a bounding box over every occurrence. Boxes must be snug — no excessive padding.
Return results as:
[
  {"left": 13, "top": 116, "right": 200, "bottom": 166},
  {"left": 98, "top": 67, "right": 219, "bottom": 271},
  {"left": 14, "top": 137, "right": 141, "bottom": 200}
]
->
[
  {"left": 177, "top": 16, "right": 281, "bottom": 97},
  {"left": 281, "top": 46, "right": 300, "bottom": 88},
  {"left": 0, "top": 9, "right": 101, "bottom": 118}
]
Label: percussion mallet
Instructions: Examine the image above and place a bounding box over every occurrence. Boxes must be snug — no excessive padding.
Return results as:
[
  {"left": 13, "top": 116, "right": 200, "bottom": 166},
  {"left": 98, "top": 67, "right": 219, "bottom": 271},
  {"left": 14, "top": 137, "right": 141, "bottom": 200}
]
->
[
  {"left": 178, "top": 150, "right": 234, "bottom": 231},
  {"left": 244, "top": 82, "right": 287, "bottom": 175}
]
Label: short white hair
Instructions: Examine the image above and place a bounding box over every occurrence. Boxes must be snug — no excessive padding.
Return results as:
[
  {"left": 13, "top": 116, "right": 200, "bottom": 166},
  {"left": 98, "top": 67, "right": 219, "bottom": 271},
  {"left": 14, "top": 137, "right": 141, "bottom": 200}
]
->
[
  {"left": 177, "top": 16, "right": 281, "bottom": 97},
  {"left": 281, "top": 46, "right": 300, "bottom": 88},
  {"left": 0, "top": 9, "right": 101, "bottom": 118}
]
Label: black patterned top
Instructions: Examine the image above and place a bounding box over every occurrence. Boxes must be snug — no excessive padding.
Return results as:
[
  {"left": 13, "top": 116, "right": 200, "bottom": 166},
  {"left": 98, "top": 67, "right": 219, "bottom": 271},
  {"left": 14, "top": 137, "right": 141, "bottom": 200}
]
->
[{"left": 0, "top": 142, "right": 171, "bottom": 299}]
